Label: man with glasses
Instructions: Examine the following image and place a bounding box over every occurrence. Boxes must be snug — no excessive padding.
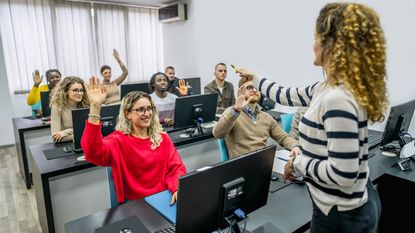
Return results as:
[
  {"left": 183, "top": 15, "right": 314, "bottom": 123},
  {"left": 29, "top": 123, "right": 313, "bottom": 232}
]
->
[
  {"left": 213, "top": 79, "right": 300, "bottom": 159},
  {"left": 149, "top": 72, "right": 177, "bottom": 127},
  {"left": 27, "top": 69, "right": 61, "bottom": 117},
  {"left": 204, "top": 63, "right": 235, "bottom": 114}
]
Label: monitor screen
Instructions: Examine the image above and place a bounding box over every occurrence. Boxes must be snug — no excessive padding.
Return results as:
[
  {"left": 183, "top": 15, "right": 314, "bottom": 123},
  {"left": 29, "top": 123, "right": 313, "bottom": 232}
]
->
[
  {"left": 120, "top": 82, "right": 150, "bottom": 99},
  {"left": 40, "top": 90, "right": 51, "bottom": 117},
  {"left": 72, "top": 104, "right": 120, "bottom": 152},
  {"left": 173, "top": 93, "right": 218, "bottom": 129},
  {"left": 175, "top": 145, "right": 276, "bottom": 233},
  {"left": 184, "top": 77, "right": 201, "bottom": 95},
  {"left": 381, "top": 99, "right": 415, "bottom": 147}
]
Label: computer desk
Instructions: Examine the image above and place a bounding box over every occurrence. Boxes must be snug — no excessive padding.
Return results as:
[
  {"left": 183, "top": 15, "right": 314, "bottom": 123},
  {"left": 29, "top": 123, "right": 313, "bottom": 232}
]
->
[
  {"left": 30, "top": 128, "right": 217, "bottom": 233},
  {"left": 64, "top": 145, "right": 415, "bottom": 233},
  {"left": 12, "top": 116, "right": 51, "bottom": 189}
]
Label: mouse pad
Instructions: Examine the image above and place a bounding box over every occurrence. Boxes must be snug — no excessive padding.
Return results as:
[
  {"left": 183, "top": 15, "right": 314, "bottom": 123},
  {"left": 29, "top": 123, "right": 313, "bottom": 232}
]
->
[
  {"left": 43, "top": 147, "right": 74, "bottom": 160},
  {"left": 95, "top": 215, "right": 151, "bottom": 233}
]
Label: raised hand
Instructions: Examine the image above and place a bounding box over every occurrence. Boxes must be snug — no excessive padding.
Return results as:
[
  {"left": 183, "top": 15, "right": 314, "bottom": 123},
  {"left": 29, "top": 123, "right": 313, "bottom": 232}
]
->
[
  {"left": 113, "top": 49, "right": 121, "bottom": 62},
  {"left": 32, "top": 69, "right": 43, "bottom": 87},
  {"left": 176, "top": 79, "right": 189, "bottom": 96},
  {"left": 234, "top": 85, "right": 255, "bottom": 111},
  {"left": 87, "top": 76, "right": 107, "bottom": 106}
]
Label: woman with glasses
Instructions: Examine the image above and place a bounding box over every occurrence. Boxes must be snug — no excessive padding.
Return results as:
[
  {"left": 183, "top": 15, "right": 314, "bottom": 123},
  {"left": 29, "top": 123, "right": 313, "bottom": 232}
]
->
[
  {"left": 50, "top": 76, "right": 90, "bottom": 142},
  {"left": 237, "top": 2, "right": 386, "bottom": 232},
  {"left": 81, "top": 77, "right": 186, "bottom": 205}
]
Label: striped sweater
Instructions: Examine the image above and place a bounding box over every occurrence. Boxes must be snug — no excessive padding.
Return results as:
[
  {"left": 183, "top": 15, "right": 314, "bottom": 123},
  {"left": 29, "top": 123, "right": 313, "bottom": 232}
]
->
[{"left": 253, "top": 75, "right": 370, "bottom": 215}]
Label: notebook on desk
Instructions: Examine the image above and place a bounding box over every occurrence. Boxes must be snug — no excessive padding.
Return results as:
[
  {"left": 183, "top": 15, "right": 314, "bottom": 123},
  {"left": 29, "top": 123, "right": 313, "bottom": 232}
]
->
[{"left": 144, "top": 190, "right": 177, "bottom": 224}]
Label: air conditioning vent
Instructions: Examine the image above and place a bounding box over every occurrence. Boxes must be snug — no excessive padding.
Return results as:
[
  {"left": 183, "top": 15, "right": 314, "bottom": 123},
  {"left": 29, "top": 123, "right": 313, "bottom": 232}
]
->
[{"left": 159, "top": 3, "right": 187, "bottom": 23}]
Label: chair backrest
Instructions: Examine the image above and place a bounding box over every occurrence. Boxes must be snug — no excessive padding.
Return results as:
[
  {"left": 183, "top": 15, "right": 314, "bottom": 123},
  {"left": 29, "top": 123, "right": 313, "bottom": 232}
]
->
[
  {"left": 280, "top": 113, "right": 295, "bottom": 133},
  {"left": 107, "top": 167, "right": 118, "bottom": 208},
  {"left": 217, "top": 138, "right": 229, "bottom": 161}
]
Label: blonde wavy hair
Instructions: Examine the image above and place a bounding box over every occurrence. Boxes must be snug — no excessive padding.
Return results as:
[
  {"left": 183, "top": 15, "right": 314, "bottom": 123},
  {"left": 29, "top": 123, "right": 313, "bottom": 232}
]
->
[
  {"left": 316, "top": 2, "right": 388, "bottom": 122},
  {"left": 49, "top": 76, "right": 90, "bottom": 112},
  {"left": 116, "top": 91, "right": 164, "bottom": 150}
]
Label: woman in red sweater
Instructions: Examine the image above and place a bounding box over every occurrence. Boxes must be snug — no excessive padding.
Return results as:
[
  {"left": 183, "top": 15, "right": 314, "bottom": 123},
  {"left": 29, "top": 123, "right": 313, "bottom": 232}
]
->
[{"left": 81, "top": 76, "right": 186, "bottom": 205}]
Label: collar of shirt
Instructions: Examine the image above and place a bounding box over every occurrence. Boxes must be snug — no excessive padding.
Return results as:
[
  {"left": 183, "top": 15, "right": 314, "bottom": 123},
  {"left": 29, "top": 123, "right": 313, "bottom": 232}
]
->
[{"left": 243, "top": 104, "right": 260, "bottom": 123}]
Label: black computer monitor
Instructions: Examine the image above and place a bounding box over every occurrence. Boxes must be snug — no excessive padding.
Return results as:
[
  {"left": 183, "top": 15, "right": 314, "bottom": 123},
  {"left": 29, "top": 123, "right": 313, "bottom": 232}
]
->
[
  {"left": 72, "top": 104, "right": 120, "bottom": 152},
  {"left": 175, "top": 145, "right": 276, "bottom": 233},
  {"left": 381, "top": 99, "right": 415, "bottom": 148},
  {"left": 173, "top": 93, "right": 218, "bottom": 129},
  {"left": 120, "top": 82, "right": 150, "bottom": 99},
  {"left": 184, "top": 77, "right": 201, "bottom": 95},
  {"left": 40, "top": 90, "right": 51, "bottom": 117}
]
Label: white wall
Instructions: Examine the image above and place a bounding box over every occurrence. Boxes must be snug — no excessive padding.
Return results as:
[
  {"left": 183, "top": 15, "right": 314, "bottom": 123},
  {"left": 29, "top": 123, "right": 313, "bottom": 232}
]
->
[
  {"left": 0, "top": 31, "right": 16, "bottom": 146},
  {"left": 162, "top": 0, "right": 415, "bottom": 134}
]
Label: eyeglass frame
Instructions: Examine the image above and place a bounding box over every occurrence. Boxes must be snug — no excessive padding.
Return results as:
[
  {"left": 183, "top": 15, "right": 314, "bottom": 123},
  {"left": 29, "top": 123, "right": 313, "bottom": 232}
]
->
[
  {"left": 130, "top": 106, "right": 156, "bottom": 115},
  {"left": 70, "top": 88, "right": 86, "bottom": 94}
]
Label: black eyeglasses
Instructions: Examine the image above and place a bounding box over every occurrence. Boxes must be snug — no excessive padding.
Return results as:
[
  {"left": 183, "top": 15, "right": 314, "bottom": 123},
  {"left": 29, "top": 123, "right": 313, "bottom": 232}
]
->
[
  {"left": 130, "top": 106, "right": 155, "bottom": 115},
  {"left": 245, "top": 85, "right": 257, "bottom": 91},
  {"left": 70, "top": 88, "right": 85, "bottom": 94}
]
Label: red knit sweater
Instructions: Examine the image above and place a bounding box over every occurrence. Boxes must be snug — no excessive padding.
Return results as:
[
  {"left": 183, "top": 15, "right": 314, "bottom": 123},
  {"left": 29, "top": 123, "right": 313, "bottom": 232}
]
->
[{"left": 81, "top": 121, "right": 187, "bottom": 203}]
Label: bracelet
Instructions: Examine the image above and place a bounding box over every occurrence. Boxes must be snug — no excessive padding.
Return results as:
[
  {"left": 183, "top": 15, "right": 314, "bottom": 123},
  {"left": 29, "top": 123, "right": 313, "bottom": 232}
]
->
[{"left": 88, "top": 114, "right": 101, "bottom": 120}]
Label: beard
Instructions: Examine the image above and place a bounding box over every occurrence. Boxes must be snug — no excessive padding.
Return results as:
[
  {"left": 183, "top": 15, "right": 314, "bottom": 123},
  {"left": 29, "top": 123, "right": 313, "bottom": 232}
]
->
[{"left": 247, "top": 95, "right": 260, "bottom": 104}]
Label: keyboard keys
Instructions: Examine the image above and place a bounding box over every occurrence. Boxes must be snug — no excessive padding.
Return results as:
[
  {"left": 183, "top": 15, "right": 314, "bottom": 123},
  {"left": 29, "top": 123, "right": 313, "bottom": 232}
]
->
[{"left": 155, "top": 225, "right": 175, "bottom": 233}]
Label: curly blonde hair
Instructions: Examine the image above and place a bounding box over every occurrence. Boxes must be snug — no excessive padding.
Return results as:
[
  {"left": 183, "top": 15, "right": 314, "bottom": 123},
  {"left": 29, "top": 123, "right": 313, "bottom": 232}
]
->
[
  {"left": 316, "top": 2, "right": 388, "bottom": 122},
  {"left": 116, "top": 91, "right": 164, "bottom": 150},
  {"left": 49, "top": 76, "right": 90, "bottom": 112}
]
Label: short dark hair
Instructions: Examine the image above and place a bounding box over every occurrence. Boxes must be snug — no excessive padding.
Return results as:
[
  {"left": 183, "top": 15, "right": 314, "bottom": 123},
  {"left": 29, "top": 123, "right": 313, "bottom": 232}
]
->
[
  {"left": 149, "top": 72, "right": 170, "bottom": 92},
  {"left": 45, "top": 69, "right": 61, "bottom": 80},
  {"left": 100, "top": 65, "right": 111, "bottom": 74},
  {"left": 165, "top": 66, "right": 175, "bottom": 72},
  {"left": 215, "top": 63, "right": 226, "bottom": 70}
]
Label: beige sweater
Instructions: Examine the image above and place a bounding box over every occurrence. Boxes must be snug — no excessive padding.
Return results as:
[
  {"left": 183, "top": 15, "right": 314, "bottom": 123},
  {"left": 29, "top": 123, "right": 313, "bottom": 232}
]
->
[
  {"left": 50, "top": 105, "right": 76, "bottom": 142},
  {"left": 213, "top": 106, "right": 298, "bottom": 159},
  {"left": 104, "top": 82, "right": 120, "bottom": 105}
]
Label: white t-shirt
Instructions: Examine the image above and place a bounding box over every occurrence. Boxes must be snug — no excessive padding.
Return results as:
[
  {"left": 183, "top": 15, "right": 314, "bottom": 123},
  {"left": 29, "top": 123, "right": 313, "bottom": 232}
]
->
[{"left": 150, "top": 92, "right": 177, "bottom": 122}]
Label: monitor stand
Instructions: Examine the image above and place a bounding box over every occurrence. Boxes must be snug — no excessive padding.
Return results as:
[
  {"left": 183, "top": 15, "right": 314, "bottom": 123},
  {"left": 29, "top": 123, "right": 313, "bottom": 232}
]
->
[{"left": 73, "top": 148, "right": 86, "bottom": 161}]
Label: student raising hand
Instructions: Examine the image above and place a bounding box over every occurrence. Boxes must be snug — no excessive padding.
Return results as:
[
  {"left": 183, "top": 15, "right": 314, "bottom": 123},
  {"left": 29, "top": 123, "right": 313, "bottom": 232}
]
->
[{"left": 87, "top": 76, "right": 107, "bottom": 106}]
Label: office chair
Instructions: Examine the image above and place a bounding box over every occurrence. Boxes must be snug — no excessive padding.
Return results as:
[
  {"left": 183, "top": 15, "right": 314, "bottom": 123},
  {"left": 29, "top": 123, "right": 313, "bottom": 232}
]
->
[
  {"left": 217, "top": 138, "right": 229, "bottom": 161},
  {"left": 280, "top": 113, "right": 295, "bottom": 133},
  {"left": 107, "top": 167, "right": 118, "bottom": 208}
]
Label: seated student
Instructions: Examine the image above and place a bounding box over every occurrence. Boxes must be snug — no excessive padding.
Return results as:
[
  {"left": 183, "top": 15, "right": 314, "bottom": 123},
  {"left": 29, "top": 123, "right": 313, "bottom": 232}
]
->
[
  {"left": 288, "top": 107, "right": 308, "bottom": 140},
  {"left": 204, "top": 63, "right": 235, "bottom": 114},
  {"left": 165, "top": 66, "right": 191, "bottom": 96},
  {"left": 27, "top": 69, "right": 61, "bottom": 117},
  {"left": 81, "top": 77, "right": 186, "bottom": 204},
  {"left": 50, "top": 76, "right": 90, "bottom": 143},
  {"left": 213, "top": 78, "right": 300, "bottom": 159},
  {"left": 100, "top": 49, "right": 129, "bottom": 105},
  {"left": 149, "top": 72, "right": 177, "bottom": 126}
]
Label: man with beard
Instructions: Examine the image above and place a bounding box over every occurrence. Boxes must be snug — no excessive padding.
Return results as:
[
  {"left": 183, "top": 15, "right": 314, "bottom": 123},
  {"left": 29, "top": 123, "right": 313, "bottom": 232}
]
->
[
  {"left": 27, "top": 69, "right": 62, "bottom": 117},
  {"left": 149, "top": 72, "right": 177, "bottom": 126},
  {"left": 204, "top": 63, "right": 235, "bottom": 114},
  {"left": 213, "top": 79, "right": 300, "bottom": 159}
]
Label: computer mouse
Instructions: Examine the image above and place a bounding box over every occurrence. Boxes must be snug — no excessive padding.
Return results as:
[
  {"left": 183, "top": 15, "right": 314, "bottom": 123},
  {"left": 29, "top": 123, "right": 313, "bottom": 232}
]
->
[
  {"left": 62, "top": 146, "right": 72, "bottom": 153},
  {"left": 271, "top": 172, "right": 279, "bottom": 182},
  {"left": 120, "top": 228, "right": 132, "bottom": 233}
]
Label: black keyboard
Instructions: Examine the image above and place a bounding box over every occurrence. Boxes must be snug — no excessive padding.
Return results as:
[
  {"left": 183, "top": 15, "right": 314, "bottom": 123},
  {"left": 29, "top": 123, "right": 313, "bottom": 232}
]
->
[{"left": 155, "top": 225, "right": 175, "bottom": 233}]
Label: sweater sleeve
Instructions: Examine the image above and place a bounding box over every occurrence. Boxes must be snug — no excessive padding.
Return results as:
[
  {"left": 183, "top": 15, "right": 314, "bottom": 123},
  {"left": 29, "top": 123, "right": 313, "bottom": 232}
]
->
[
  {"left": 212, "top": 107, "right": 238, "bottom": 139},
  {"left": 27, "top": 85, "right": 48, "bottom": 105},
  {"left": 50, "top": 106, "right": 73, "bottom": 142},
  {"left": 293, "top": 95, "right": 360, "bottom": 187},
  {"left": 252, "top": 74, "right": 320, "bottom": 107},
  {"left": 164, "top": 134, "right": 187, "bottom": 193},
  {"left": 81, "top": 120, "right": 113, "bottom": 167},
  {"left": 269, "top": 116, "right": 298, "bottom": 150}
]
